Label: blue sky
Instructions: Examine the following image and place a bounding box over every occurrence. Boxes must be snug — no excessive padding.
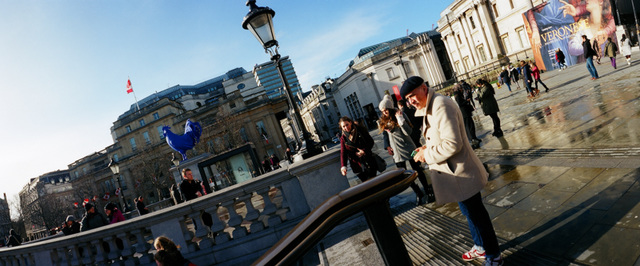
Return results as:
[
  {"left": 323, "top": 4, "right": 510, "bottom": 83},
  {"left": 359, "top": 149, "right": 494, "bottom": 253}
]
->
[{"left": 0, "top": 0, "right": 451, "bottom": 209}]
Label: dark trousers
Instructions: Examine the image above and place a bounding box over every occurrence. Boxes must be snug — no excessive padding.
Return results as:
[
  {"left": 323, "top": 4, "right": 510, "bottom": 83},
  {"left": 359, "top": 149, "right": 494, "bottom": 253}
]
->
[
  {"left": 534, "top": 78, "right": 549, "bottom": 91},
  {"left": 458, "top": 192, "right": 500, "bottom": 259},
  {"left": 462, "top": 115, "right": 477, "bottom": 141},
  {"left": 489, "top": 113, "right": 502, "bottom": 136},
  {"left": 396, "top": 160, "right": 432, "bottom": 198}
]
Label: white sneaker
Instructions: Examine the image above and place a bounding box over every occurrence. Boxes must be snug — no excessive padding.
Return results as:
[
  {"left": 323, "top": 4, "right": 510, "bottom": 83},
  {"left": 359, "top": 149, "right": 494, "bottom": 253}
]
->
[
  {"left": 483, "top": 255, "right": 504, "bottom": 266},
  {"left": 462, "top": 246, "right": 486, "bottom": 261}
]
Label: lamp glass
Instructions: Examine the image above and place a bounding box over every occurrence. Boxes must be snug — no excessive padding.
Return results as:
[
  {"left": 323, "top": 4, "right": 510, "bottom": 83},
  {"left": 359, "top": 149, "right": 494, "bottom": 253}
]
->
[
  {"left": 109, "top": 162, "right": 119, "bottom": 175},
  {"left": 248, "top": 12, "right": 276, "bottom": 48}
]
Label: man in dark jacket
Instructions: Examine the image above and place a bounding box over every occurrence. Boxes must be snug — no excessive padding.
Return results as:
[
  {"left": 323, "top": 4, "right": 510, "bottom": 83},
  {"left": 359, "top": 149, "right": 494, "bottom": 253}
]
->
[
  {"left": 62, "top": 215, "right": 80, "bottom": 235},
  {"left": 582, "top": 35, "right": 599, "bottom": 80},
  {"left": 6, "top": 229, "right": 21, "bottom": 247},
  {"left": 80, "top": 203, "right": 108, "bottom": 232},
  {"left": 179, "top": 168, "right": 212, "bottom": 228},
  {"left": 520, "top": 61, "right": 537, "bottom": 97},
  {"left": 136, "top": 196, "right": 149, "bottom": 215}
]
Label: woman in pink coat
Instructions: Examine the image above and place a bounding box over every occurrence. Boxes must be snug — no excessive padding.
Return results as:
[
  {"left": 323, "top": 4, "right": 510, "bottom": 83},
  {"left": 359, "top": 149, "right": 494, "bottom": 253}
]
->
[
  {"left": 529, "top": 61, "right": 550, "bottom": 93},
  {"left": 104, "top": 202, "right": 126, "bottom": 224}
]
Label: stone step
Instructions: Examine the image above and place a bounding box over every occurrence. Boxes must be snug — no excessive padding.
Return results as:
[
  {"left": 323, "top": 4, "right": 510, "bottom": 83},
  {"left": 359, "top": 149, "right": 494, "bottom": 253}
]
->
[
  {"left": 391, "top": 203, "right": 574, "bottom": 265},
  {"left": 474, "top": 147, "right": 640, "bottom": 159}
]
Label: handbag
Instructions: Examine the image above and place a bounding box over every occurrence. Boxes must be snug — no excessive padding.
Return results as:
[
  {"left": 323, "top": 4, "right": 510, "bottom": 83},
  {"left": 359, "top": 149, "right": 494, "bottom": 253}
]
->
[{"left": 373, "top": 154, "right": 387, "bottom": 172}]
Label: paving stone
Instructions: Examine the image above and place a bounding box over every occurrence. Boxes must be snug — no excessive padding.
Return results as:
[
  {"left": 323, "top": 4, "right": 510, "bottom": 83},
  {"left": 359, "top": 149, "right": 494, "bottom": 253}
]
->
[
  {"left": 491, "top": 207, "right": 545, "bottom": 240},
  {"left": 545, "top": 168, "right": 605, "bottom": 193},
  {"left": 568, "top": 224, "right": 640, "bottom": 266},
  {"left": 512, "top": 189, "right": 574, "bottom": 213}
]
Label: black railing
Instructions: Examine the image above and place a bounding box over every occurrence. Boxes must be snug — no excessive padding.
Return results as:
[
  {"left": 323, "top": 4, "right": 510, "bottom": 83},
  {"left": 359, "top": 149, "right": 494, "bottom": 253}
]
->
[{"left": 253, "top": 169, "right": 417, "bottom": 266}]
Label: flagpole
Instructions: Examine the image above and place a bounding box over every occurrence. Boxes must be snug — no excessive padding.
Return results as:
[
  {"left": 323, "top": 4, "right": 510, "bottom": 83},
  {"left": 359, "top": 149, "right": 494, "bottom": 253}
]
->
[{"left": 128, "top": 77, "right": 141, "bottom": 112}]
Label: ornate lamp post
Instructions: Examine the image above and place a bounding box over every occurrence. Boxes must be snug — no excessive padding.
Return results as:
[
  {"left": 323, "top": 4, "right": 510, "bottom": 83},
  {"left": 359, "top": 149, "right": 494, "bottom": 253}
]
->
[
  {"left": 108, "top": 158, "right": 127, "bottom": 211},
  {"left": 242, "top": 0, "right": 319, "bottom": 157}
]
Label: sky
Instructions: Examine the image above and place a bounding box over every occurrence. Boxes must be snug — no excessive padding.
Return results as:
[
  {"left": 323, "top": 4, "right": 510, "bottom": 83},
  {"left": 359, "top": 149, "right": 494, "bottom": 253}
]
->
[{"left": 0, "top": 0, "right": 451, "bottom": 214}]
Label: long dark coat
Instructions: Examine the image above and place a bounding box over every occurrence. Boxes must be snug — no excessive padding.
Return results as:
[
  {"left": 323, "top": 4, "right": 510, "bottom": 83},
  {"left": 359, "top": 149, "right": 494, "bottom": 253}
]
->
[{"left": 477, "top": 82, "right": 500, "bottom": 115}]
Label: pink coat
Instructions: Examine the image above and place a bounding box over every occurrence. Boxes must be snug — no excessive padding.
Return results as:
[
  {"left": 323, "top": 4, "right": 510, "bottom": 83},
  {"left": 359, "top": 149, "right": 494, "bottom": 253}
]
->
[
  {"left": 531, "top": 65, "right": 541, "bottom": 80},
  {"left": 415, "top": 88, "right": 488, "bottom": 204},
  {"left": 109, "top": 209, "right": 126, "bottom": 224}
]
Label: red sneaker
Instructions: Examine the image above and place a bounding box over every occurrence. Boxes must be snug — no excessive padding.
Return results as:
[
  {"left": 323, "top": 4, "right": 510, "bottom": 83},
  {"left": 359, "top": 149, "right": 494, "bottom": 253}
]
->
[{"left": 462, "top": 246, "right": 486, "bottom": 261}]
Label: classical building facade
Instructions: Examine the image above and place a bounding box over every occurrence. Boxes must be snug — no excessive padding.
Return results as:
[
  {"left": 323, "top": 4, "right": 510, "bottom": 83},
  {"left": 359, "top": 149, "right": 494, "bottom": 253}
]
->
[
  {"left": 437, "top": 0, "right": 544, "bottom": 79},
  {"left": 299, "top": 79, "right": 341, "bottom": 143},
  {"left": 331, "top": 31, "right": 452, "bottom": 129}
]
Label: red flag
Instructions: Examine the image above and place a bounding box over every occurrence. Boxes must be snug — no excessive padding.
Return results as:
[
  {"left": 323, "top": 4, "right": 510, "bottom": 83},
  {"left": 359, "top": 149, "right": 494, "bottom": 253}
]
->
[
  {"left": 127, "top": 79, "right": 133, "bottom": 94},
  {"left": 392, "top": 85, "right": 401, "bottom": 101},
  {"left": 115, "top": 187, "right": 121, "bottom": 196},
  {"left": 74, "top": 202, "right": 78, "bottom": 208},
  {"left": 102, "top": 192, "right": 110, "bottom": 201}
]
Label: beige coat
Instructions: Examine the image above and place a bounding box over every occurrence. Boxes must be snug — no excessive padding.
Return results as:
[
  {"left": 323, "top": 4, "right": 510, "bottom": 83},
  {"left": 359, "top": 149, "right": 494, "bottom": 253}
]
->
[{"left": 415, "top": 88, "right": 488, "bottom": 204}]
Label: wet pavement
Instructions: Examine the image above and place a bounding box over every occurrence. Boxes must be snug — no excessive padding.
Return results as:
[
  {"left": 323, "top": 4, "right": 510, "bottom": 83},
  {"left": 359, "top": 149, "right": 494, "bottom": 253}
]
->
[{"left": 325, "top": 50, "right": 640, "bottom": 265}]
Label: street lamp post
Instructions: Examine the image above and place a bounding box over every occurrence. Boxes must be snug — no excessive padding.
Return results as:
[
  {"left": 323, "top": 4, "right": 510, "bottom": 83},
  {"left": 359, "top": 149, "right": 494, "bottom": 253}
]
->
[
  {"left": 242, "top": 0, "right": 319, "bottom": 157},
  {"left": 108, "top": 158, "right": 127, "bottom": 211}
]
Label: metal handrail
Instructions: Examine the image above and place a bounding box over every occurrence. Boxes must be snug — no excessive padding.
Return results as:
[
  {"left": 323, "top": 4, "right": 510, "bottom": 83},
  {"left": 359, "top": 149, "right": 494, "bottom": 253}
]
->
[{"left": 254, "top": 169, "right": 417, "bottom": 266}]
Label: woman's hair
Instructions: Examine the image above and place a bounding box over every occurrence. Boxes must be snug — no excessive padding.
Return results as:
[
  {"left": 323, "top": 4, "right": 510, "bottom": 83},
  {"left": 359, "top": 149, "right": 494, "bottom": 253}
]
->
[
  {"left": 378, "top": 108, "right": 399, "bottom": 133},
  {"left": 338, "top": 116, "right": 353, "bottom": 129},
  {"left": 154, "top": 236, "right": 178, "bottom": 252},
  {"left": 622, "top": 34, "right": 627, "bottom": 42}
]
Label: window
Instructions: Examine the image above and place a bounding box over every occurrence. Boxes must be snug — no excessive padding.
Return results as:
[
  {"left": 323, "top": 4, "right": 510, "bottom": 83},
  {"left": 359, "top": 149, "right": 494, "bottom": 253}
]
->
[
  {"left": 455, "top": 61, "right": 462, "bottom": 74},
  {"left": 125, "top": 126, "right": 131, "bottom": 133},
  {"left": 113, "top": 154, "right": 119, "bottom": 161},
  {"left": 130, "top": 138, "right": 137, "bottom": 151},
  {"left": 492, "top": 4, "right": 499, "bottom": 17},
  {"left": 157, "top": 126, "right": 164, "bottom": 139},
  {"left": 477, "top": 45, "right": 487, "bottom": 62},
  {"left": 516, "top": 27, "right": 528, "bottom": 48},
  {"left": 83, "top": 167, "right": 87, "bottom": 174},
  {"left": 230, "top": 102, "right": 236, "bottom": 108},
  {"left": 509, "top": 0, "right": 514, "bottom": 9},
  {"left": 143, "top": 132, "right": 151, "bottom": 144},
  {"left": 501, "top": 34, "right": 511, "bottom": 54},
  {"left": 403, "top": 62, "right": 413, "bottom": 76},
  {"left": 386, "top": 68, "right": 398, "bottom": 80},
  {"left": 457, "top": 35, "right": 462, "bottom": 44},
  {"left": 153, "top": 112, "right": 160, "bottom": 120},
  {"left": 469, "top": 16, "right": 476, "bottom": 29},
  {"left": 139, "top": 119, "right": 145, "bottom": 126},
  {"left": 463, "top": 57, "right": 471, "bottom": 71},
  {"left": 75, "top": 171, "right": 79, "bottom": 178}
]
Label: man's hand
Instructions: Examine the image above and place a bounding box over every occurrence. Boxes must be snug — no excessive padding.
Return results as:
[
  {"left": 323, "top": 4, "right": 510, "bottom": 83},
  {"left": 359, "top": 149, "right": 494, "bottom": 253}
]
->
[
  {"left": 356, "top": 148, "right": 365, "bottom": 157},
  {"left": 341, "top": 168, "right": 348, "bottom": 176},
  {"left": 413, "top": 146, "right": 427, "bottom": 163},
  {"left": 386, "top": 146, "right": 394, "bottom": 155}
]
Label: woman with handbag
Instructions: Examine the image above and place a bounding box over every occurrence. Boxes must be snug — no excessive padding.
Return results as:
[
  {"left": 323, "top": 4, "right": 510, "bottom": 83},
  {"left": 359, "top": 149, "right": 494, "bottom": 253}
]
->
[
  {"left": 339, "top": 116, "right": 378, "bottom": 182},
  {"left": 379, "top": 95, "right": 435, "bottom": 205}
]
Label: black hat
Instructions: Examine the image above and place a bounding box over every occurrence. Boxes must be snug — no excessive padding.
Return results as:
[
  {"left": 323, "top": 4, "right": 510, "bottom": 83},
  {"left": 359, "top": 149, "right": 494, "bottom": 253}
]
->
[
  {"left": 84, "top": 203, "right": 94, "bottom": 211},
  {"left": 104, "top": 202, "right": 117, "bottom": 211},
  {"left": 400, "top": 76, "right": 425, "bottom": 98}
]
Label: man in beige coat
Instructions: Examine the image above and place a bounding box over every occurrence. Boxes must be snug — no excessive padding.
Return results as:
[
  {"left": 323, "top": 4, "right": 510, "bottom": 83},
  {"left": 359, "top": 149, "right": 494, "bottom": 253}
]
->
[{"left": 401, "top": 76, "right": 503, "bottom": 266}]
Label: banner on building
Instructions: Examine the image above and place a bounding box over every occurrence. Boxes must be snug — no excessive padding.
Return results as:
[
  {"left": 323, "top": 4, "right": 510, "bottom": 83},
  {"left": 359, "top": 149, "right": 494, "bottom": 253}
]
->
[{"left": 522, "top": 0, "right": 616, "bottom": 71}]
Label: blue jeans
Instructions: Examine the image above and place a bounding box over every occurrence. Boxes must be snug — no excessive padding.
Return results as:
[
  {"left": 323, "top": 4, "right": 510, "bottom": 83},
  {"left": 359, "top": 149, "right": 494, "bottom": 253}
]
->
[
  {"left": 458, "top": 192, "right": 500, "bottom": 259},
  {"left": 586, "top": 57, "right": 599, "bottom": 78}
]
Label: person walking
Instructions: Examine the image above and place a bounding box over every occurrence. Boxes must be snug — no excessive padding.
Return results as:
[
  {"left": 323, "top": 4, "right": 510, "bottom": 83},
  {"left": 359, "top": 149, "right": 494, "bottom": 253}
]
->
[
  {"left": 104, "top": 202, "right": 126, "bottom": 224},
  {"left": 555, "top": 48, "right": 567, "bottom": 70},
  {"left": 508, "top": 64, "right": 521, "bottom": 89},
  {"left": 285, "top": 147, "right": 294, "bottom": 163},
  {"left": 379, "top": 95, "right": 435, "bottom": 205},
  {"left": 401, "top": 76, "right": 503, "bottom": 266},
  {"left": 620, "top": 34, "right": 632, "bottom": 66},
  {"left": 520, "top": 61, "right": 537, "bottom": 98},
  {"left": 499, "top": 66, "right": 512, "bottom": 92},
  {"left": 604, "top": 37, "right": 618, "bottom": 69},
  {"left": 475, "top": 79, "right": 504, "bottom": 138},
  {"left": 80, "top": 203, "right": 108, "bottom": 232},
  {"left": 530, "top": 62, "right": 550, "bottom": 92},
  {"left": 453, "top": 84, "right": 481, "bottom": 147},
  {"left": 397, "top": 99, "right": 423, "bottom": 146},
  {"left": 593, "top": 38, "right": 601, "bottom": 64},
  {"left": 339, "top": 116, "right": 377, "bottom": 182},
  {"left": 582, "top": 35, "right": 599, "bottom": 80},
  {"left": 136, "top": 196, "right": 149, "bottom": 215}
]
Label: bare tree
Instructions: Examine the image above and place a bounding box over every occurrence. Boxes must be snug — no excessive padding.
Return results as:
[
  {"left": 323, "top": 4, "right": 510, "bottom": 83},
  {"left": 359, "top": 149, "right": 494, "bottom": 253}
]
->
[
  {"left": 129, "top": 144, "right": 174, "bottom": 203},
  {"left": 198, "top": 106, "right": 248, "bottom": 155}
]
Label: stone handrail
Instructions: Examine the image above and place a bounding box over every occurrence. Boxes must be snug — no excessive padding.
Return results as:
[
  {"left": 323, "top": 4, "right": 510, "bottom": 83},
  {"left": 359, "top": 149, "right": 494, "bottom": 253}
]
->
[{"left": 0, "top": 149, "right": 345, "bottom": 266}]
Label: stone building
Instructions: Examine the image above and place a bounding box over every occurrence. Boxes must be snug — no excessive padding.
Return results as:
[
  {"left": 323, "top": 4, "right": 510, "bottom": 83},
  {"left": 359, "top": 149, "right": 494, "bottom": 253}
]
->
[
  {"left": 331, "top": 31, "right": 452, "bottom": 129},
  {"left": 437, "top": 0, "right": 544, "bottom": 80},
  {"left": 299, "top": 78, "right": 341, "bottom": 143}
]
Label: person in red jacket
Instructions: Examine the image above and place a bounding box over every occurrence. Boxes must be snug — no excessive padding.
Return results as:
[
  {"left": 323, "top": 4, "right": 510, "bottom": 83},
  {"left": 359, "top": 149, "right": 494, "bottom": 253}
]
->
[{"left": 529, "top": 61, "right": 550, "bottom": 93}]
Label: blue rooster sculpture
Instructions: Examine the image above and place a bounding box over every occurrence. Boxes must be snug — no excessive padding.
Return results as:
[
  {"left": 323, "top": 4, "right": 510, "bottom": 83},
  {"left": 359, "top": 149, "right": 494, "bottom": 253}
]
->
[{"left": 163, "top": 119, "right": 202, "bottom": 161}]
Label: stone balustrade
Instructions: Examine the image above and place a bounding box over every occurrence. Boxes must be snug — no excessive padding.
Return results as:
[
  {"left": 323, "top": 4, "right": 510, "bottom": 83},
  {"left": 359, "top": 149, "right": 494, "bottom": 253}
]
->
[{"left": 0, "top": 149, "right": 345, "bottom": 266}]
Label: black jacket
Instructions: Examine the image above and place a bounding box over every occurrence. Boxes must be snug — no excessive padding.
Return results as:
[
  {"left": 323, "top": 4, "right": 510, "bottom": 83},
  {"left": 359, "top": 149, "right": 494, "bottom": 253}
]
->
[
  {"left": 80, "top": 212, "right": 108, "bottom": 232},
  {"left": 62, "top": 222, "right": 80, "bottom": 235},
  {"left": 180, "top": 179, "right": 204, "bottom": 201},
  {"left": 583, "top": 39, "right": 597, "bottom": 58},
  {"left": 6, "top": 230, "right": 21, "bottom": 247}
]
